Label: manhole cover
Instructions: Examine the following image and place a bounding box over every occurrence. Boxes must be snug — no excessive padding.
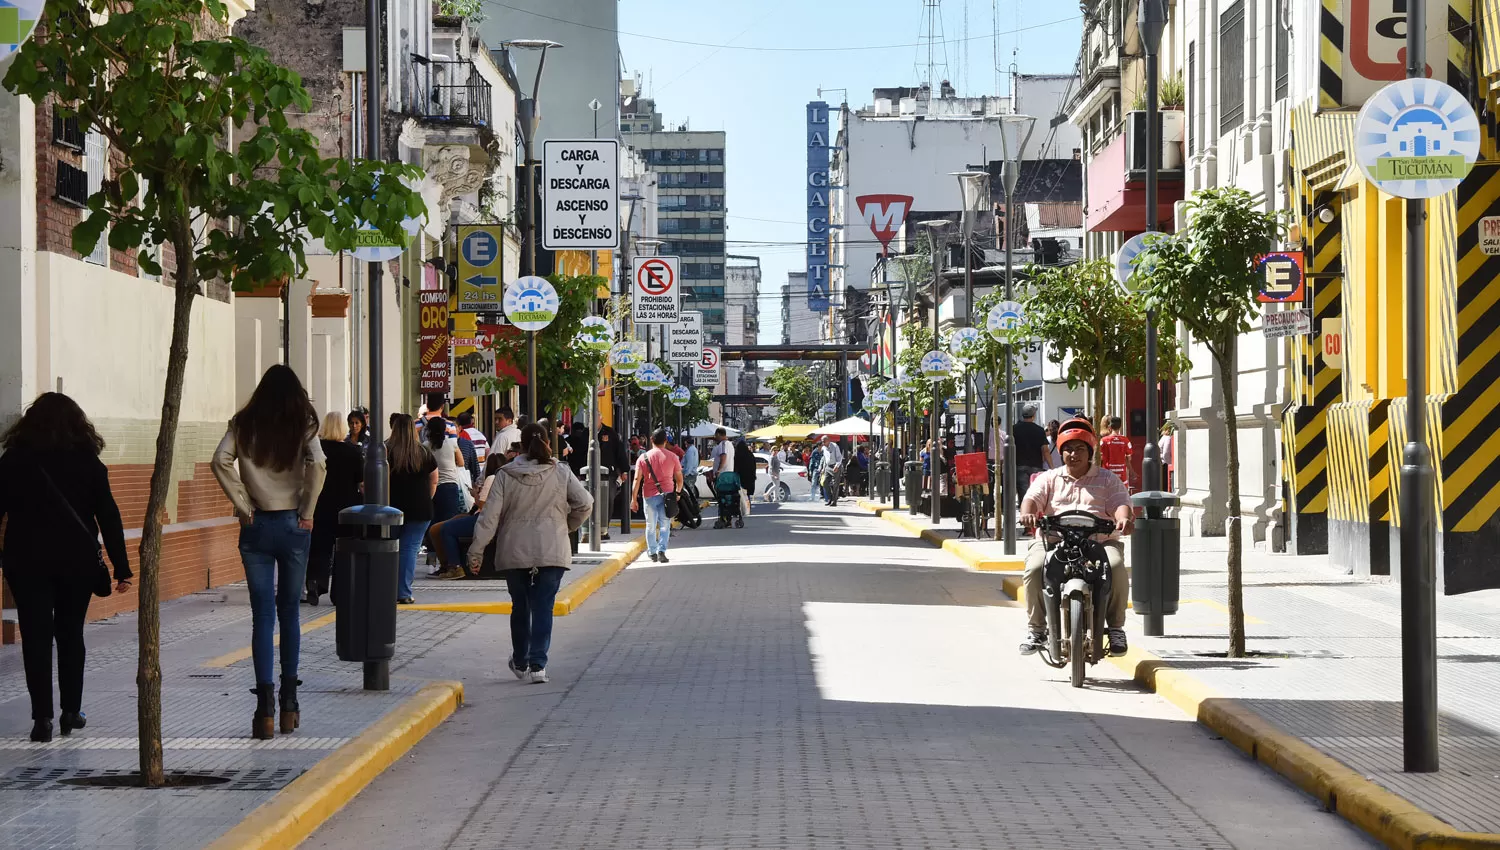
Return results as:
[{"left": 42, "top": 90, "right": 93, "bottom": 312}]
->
[{"left": 0, "top": 766, "right": 303, "bottom": 791}]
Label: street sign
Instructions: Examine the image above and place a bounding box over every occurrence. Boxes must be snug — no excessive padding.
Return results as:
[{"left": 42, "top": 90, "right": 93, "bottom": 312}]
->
[
  {"left": 667, "top": 311, "right": 703, "bottom": 362},
  {"left": 578, "top": 316, "right": 613, "bottom": 350},
  {"left": 417, "top": 290, "right": 450, "bottom": 394},
  {"left": 609, "top": 341, "right": 641, "bottom": 375},
  {"left": 920, "top": 350, "right": 955, "bottom": 380},
  {"left": 452, "top": 348, "right": 496, "bottom": 398},
  {"left": 1263, "top": 308, "right": 1312, "bottom": 338},
  {"left": 0, "top": 0, "right": 44, "bottom": 63},
  {"left": 542, "top": 139, "right": 620, "bottom": 250},
  {"left": 503, "top": 275, "right": 559, "bottom": 332},
  {"left": 1114, "top": 232, "right": 1154, "bottom": 289},
  {"left": 1321, "top": 319, "right": 1344, "bottom": 369},
  {"left": 949, "top": 326, "right": 981, "bottom": 361},
  {"left": 1354, "top": 78, "right": 1480, "bottom": 200},
  {"left": 1255, "top": 251, "right": 1306, "bottom": 303},
  {"left": 694, "top": 346, "right": 720, "bottom": 387},
  {"left": 632, "top": 256, "right": 682, "bottom": 324},
  {"left": 1482, "top": 217, "right": 1500, "bottom": 255},
  {"left": 986, "top": 301, "right": 1025, "bottom": 341},
  {"left": 456, "top": 225, "right": 503, "bottom": 312},
  {"left": 635, "top": 362, "right": 666, "bottom": 391},
  {"left": 670, "top": 386, "right": 691, "bottom": 407}
]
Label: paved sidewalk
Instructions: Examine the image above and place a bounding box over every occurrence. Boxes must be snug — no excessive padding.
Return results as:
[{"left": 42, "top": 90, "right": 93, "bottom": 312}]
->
[
  {"left": 1129, "top": 538, "right": 1500, "bottom": 838},
  {"left": 0, "top": 537, "right": 641, "bottom": 850}
]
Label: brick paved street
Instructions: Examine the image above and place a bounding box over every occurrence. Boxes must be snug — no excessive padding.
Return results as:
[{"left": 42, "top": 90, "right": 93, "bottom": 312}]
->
[{"left": 306, "top": 502, "right": 1374, "bottom": 850}]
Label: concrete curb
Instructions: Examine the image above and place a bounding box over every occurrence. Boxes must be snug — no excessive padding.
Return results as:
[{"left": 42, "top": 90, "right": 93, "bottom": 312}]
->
[
  {"left": 989, "top": 574, "right": 1500, "bottom": 850},
  {"left": 404, "top": 536, "right": 649, "bottom": 617},
  {"left": 203, "top": 680, "right": 465, "bottom": 850},
  {"left": 858, "top": 501, "right": 1026, "bottom": 572}
]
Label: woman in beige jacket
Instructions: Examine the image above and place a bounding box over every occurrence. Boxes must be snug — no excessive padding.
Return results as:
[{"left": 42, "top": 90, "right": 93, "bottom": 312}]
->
[
  {"left": 212, "top": 365, "right": 326, "bottom": 739},
  {"left": 466, "top": 423, "right": 591, "bottom": 684}
]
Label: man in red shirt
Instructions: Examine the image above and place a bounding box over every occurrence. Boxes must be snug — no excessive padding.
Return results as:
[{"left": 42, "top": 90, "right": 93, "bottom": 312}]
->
[
  {"left": 1098, "top": 415, "right": 1134, "bottom": 491},
  {"left": 630, "top": 428, "right": 684, "bottom": 563}
]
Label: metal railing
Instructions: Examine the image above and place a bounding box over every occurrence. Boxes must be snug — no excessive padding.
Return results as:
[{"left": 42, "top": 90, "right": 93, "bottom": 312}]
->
[{"left": 409, "top": 56, "right": 491, "bottom": 128}]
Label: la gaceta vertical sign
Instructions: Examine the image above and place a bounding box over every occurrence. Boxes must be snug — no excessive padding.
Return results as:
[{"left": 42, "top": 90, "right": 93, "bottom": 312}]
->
[
  {"left": 542, "top": 140, "right": 619, "bottom": 250},
  {"left": 807, "top": 101, "right": 831, "bottom": 311}
]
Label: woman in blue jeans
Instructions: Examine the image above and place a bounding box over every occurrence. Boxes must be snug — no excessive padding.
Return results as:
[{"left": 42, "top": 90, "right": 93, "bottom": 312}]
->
[
  {"left": 212, "top": 365, "right": 327, "bottom": 740},
  {"left": 466, "top": 424, "right": 592, "bottom": 683},
  {"left": 386, "top": 414, "right": 438, "bottom": 604}
]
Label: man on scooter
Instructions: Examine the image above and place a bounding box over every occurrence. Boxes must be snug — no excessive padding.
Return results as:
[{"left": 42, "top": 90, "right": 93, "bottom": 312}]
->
[{"left": 1016, "top": 417, "right": 1134, "bottom": 657}]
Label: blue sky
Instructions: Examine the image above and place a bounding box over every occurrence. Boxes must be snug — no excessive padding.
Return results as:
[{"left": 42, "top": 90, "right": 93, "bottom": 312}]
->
[{"left": 617, "top": 0, "right": 1082, "bottom": 343}]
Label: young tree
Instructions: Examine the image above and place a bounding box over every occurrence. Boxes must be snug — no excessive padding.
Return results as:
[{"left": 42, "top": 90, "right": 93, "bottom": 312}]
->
[
  {"left": 480, "top": 274, "right": 609, "bottom": 417},
  {"left": 1136, "top": 188, "right": 1283, "bottom": 658},
  {"left": 4, "top": 0, "right": 424, "bottom": 785},
  {"left": 1017, "top": 259, "right": 1188, "bottom": 423},
  {"left": 766, "top": 365, "right": 819, "bottom": 424}
]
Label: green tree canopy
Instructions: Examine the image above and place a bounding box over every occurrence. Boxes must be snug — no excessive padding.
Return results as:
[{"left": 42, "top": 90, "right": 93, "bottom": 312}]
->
[
  {"left": 480, "top": 274, "right": 608, "bottom": 418},
  {"left": 766, "top": 365, "right": 819, "bottom": 425}
]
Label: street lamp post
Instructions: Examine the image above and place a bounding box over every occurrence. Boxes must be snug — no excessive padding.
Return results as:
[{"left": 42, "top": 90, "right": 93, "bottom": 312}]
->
[
  {"left": 953, "top": 170, "right": 988, "bottom": 522},
  {"left": 504, "top": 38, "right": 562, "bottom": 425},
  {"left": 996, "top": 115, "right": 1034, "bottom": 554},
  {"left": 1138, "top": 0, "right": 1165, "bottom": 496},
  {"left": 918, "top": 220, "right": 947, "bottom": 527},
  {"left": 362, "top": 3, "right": 388, "bottom": 508}
]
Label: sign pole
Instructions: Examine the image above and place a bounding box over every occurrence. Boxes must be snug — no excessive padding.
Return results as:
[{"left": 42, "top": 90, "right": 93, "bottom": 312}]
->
[
  {"left": 1400, "top": 0, "right": 1439, "bottom": 774},
  {"left": 526, "top": 330, "right": 538, "bottom": 423}
]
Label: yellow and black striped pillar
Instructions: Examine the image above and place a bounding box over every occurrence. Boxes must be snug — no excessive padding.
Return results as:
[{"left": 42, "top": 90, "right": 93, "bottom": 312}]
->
[{"left": 1327, "top": 399, "right": 1393, "bottom": 576}]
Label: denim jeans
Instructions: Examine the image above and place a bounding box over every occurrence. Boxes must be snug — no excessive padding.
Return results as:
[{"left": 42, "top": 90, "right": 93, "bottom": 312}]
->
[
  {"left": 239, "top": 510, "right": 312, "bottom": 684},
  {"left": 505, "top": 567, "right": 566, "bottom": 670},
  {"left": 643, "top": 494, "right": 670, "bottom": 555},
  {"left": 397, "top": 520, "right": 432, "bottom": 600},
  {"left": 432, "top": 483, "right": 463, "bottom": 525},
  {"left": 438, "top": 513, "right": 478, "bottom": 568}
]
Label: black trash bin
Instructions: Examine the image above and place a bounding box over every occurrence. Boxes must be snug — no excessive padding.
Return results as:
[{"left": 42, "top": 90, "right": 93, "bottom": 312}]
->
[
  {"left": 335, "top": 504, "right": 403, "bottom": 690},
  {"left": 904, "top": 461, "right": 923, "bottom": 516},
  {"left": 1130, "top": 490, "right": 1181, "bottom": 636}
]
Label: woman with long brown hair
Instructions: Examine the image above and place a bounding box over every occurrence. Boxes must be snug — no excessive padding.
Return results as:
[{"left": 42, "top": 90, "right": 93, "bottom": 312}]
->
[
  {"left": 0, "top": 393, "right": 131, "bottom": 742},
  {"left": 212, "top": 364, "right": 326, "bottom": 739},
  {"left": 466, "top": 423, "right": 591, "bottom": 683},
  {"left": 387, "top": 413, "right": 437, "bottom": 604}
]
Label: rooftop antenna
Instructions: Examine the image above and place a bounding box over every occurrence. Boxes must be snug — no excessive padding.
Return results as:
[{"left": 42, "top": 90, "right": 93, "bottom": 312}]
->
[{"left": 916, "top": 0, "right": 950, "bottom": 90}]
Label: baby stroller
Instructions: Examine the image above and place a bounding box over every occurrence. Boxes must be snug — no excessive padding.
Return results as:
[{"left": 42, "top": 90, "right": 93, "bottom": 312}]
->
[
  {"left": 676, "top": 483, "right": 703, "bottom": 529},
  {"left": 713, "top": 471, "right": 743, "bottom": 529}
]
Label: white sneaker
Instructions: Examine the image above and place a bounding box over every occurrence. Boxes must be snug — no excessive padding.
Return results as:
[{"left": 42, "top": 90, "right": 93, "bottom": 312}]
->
[
  {"left": 507, "top": 658, "right": 527, "bottom": 680},
  {"left": 529, "top": 668, "right": 549, "bottom": 684}
]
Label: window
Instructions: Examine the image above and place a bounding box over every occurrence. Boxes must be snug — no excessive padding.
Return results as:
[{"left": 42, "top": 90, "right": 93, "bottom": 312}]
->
[
  {"left": 52, "top": 108, "right": 85, "bottom": 152},
  {"left": 1219, "top": 1, "right": 1246, "bottom": 135},
  {"left": 1274, "top": 1, "right": 1290, "bottom": 101},
  {"left": 83, "top": 131, "right": 108, "bottom": 265}
]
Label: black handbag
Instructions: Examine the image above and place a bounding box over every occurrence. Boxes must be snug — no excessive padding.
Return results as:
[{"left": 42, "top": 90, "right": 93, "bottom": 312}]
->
[
  {"left": 38, "top": 466, "right": 115, "bottom": 597},
  {"left": 643, "top": 454, "right": 679, "bottom": 519}
]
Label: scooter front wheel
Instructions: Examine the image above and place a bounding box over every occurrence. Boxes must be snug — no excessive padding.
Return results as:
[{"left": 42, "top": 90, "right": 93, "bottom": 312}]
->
[{"left": 1069, "top": 595, "right": 1086, "bottom": 688}]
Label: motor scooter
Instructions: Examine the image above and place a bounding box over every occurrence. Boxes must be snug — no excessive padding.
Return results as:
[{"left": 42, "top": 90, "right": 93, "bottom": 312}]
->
[{"left": 1034, "top": 510, "right": 1118, "bottom": 688}]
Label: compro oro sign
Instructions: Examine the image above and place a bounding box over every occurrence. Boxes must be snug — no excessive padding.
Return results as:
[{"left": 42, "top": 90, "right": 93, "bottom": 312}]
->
[
  {"left": 667, "top": 311, "right": 704, "bottom": 363},
  {"left": 1355, "top": 78, "right": 1480, "bottom": 199},
  {"left": 503, "top": 276, "right": 559, "bottom": 332},
  {"left": 632, "top": 256, "right": 682, "bottom": 324},
  {"left": 920, "top": 350, "right": 955, "bottom": 381},
  {"left": 694, "top": 346, "right": 721, "bottom": 387},
  {"left": 542, "top": 139, "right": 619, "bottom": 249}
]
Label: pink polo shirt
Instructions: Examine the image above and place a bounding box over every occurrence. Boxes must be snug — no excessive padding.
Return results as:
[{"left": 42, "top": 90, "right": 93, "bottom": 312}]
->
[{"left": 1020, "top": 463, "right": 1131, "bottom": 540}]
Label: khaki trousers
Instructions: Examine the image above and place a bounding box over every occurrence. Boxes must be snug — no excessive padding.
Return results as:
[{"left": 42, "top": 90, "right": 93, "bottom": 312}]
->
[{"left": 1023, "top": 537, "right": 1127, "bottom": 631}]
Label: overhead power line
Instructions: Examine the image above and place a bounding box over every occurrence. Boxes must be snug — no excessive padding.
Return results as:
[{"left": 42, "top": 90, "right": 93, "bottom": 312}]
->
[{"left": 485, "top": 2, "right": 1080, "bottom": 53}]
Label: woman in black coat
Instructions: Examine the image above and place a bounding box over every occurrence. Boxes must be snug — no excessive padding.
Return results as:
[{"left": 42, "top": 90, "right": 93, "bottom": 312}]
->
[
  {"left": 732, "top": 438, "right": 758, "bottom": 505},
  {"left": 308, "top": 412, "right": 364, "bottom": 605},
  {"left": 0, "top": 393, "right": 131, "bottom": 742}
]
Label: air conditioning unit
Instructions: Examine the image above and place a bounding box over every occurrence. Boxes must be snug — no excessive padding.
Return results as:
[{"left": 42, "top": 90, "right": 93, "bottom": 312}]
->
[{"left": 1125, "top": 110, "right": 1186, "bottom": 174}]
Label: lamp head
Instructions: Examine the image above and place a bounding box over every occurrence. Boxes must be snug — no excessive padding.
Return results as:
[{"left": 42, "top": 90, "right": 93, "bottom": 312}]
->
[
  {"left": 504, "top": 39, "right": 563, "bottom": 50},
  {"left": 1138, "top": 0, "right": 1166, "bottom": 56}
]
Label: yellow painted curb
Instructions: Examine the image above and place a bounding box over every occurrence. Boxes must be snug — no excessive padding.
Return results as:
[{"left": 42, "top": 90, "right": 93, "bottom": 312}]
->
[
  {"left": 403, "top": 536, "right": 648, "bottom": 617},
  {"left": 861, "top": 503, "right": 1027, "bottom": 572},
  {"left": 856, "top": 499, "right": 891, "bottom": 515},
  {"left": 1098, "top": 650, "right": 1500, "bottom": 849},
  {"left": 203, "top": 680, "right": 464, "bottom": 850}
]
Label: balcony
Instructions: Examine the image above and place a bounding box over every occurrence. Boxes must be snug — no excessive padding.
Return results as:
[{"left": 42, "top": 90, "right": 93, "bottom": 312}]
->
[
  {"left": 1084, "top": 115, "right": 1185, "bottom": 233},
  {"left": 409, "top": 56, "right": 491, "bottom": 128}
]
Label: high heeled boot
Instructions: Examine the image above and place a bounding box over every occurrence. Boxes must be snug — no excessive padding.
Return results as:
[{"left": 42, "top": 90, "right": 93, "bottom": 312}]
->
[
  {"left": 252, "top": 683, "right": 276, "bottom": 740},
  {"left": 279, "top": 677, "right": 301, "bottom": 733}
]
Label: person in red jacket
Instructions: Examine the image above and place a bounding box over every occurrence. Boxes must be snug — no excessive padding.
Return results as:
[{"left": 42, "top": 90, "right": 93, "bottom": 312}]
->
[{"left": 1098, "top": 416, "right": 1133, "bottom": 491}]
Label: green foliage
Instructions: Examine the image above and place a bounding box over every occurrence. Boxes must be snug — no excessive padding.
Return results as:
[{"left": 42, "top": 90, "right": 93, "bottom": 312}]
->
[
  {"left": 436, "top": 0, "right": 485, "bottom": 21},
  {"left": 1015, "top": 259, "right": 1188, "bottom": 421},
  {"left": 3, "top": 0, "right": 425, "bottom": 289},
  {"left": 894, "top": 323, "right": 958, "bottom": 415},
  {"left": 766, "top": 365, "right": 819, "bottom": 425},
  {"left": 479, "top": 274, "right": 608, "bottom": 416},
  {"left": 1135, "top": 188, "right": 1285, "bottom": 367},
  {"left": 621, "top": 359, "right": 708, "bottom": 429}
]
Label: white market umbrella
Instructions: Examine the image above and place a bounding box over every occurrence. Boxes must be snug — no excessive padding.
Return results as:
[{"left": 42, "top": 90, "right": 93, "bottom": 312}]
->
[
  {"left": 810, "top": 415, "right": 876, "bottom": 437},
  {"left": 685, "top": 421, "right": 742, "bottom": 438}
]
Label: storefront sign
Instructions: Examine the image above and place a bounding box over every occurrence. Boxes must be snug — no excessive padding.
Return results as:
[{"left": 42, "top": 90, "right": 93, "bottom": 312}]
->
[
  {"left": 807, "top": 101, "right": 831, "bottom": 311},
  {"left": 417, "top": 290, "right": 450, "bottom": 393}
]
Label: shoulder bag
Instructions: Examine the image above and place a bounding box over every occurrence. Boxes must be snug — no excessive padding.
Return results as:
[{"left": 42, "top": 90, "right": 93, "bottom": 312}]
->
[
  {"left": 37, "top": 465, "right": 114, "bottom": 597},
  {"left": 643, "top": 453, "right": 679, "bottom": 518}
]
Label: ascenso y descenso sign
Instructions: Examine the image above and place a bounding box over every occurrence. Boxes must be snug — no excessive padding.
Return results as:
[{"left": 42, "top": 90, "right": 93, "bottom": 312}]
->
[{"left": 542, "top": 140, "right": 619, "bottom": 250}]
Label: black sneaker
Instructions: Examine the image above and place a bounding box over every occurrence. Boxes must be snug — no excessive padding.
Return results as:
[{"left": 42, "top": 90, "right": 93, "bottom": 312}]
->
[
  {"left": 1108, "top": 628, "right": 1128, "bottom": 657},
  {"left": 1018, "top": 630, "right": 1047, "bottom": 655},
  {"left": 734, "top": 517, "right": 744, "bottom": 529},
  {"left": 649, "top": 552, "right": 661, "bottom": 563},
  {"left": 657, "top": 552, "right": 670, "bottom": 563}
]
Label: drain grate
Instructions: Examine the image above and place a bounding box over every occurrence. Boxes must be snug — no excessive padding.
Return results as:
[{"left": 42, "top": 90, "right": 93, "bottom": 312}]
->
[{"left": 0, "top": 766, "right": 305, "bottom": 791}]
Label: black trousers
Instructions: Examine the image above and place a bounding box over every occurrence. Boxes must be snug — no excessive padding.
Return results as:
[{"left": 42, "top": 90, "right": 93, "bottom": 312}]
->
[{"left": 8, "top": 571, "right": 93, "bottom": 720}]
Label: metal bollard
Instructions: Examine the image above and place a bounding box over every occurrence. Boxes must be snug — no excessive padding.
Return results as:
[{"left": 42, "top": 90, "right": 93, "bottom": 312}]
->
[
  {"left": 904, "top": 462, "right": 923, "bottom": 516},
  {"left": 334, "top": 504, "right": 403, "bottom": 691},
  {"left": 1130, "top": 490, "right": 1181, "bottom": 637}
]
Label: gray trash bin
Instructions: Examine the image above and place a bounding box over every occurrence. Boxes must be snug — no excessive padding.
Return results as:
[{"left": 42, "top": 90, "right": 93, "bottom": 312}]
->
[
  {"left": 1130, "top": 490, "right": 1181, "bottom": 636},
  {"left": 335, "top": 504, "right": 403, "bottom": 690}
]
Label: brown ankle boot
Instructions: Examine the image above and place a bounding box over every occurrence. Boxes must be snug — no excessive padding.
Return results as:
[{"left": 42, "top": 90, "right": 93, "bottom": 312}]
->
[
  {"left": 279, "top": 677, "right": 300, "bottom": 733},
  {"left": 252, "top": 684, "right": 275, "bottom": 740}
]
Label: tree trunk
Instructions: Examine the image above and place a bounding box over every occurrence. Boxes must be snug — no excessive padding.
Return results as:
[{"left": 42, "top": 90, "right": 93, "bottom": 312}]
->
[
  {"left": 137, "top": 230, "right": 199, "bottom": 786},
  {"left": 1092, "top": 370, "right": 1105, "bottom": 425},
  {"left": 1218, "top": 349, "right": 1246, "bottom": 658}
]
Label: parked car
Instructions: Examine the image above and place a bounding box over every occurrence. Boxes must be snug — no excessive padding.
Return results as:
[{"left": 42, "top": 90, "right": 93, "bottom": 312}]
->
[{"left": 695, "top": 451, "right": 811, "bottom": 501}]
